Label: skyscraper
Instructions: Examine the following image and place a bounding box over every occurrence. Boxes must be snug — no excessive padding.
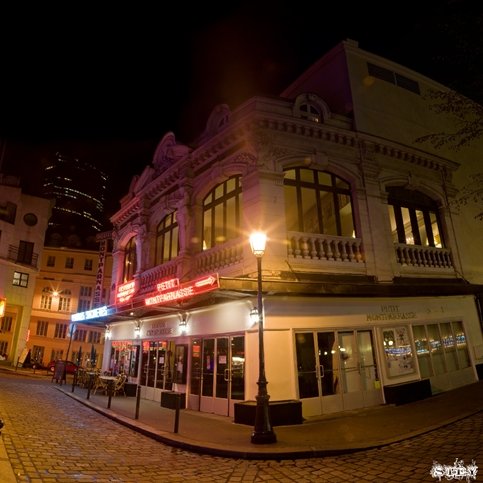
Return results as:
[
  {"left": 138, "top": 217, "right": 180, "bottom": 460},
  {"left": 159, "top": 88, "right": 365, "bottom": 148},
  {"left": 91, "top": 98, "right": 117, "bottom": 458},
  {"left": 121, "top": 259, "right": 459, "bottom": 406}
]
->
[{"left": 42, "top": 152, "right": 109, "bottom": 249}]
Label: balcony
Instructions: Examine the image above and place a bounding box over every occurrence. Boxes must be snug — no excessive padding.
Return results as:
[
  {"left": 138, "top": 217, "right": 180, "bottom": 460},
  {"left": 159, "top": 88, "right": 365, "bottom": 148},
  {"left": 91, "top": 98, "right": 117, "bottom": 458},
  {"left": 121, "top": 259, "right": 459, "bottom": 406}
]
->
[
  {"left": 7, "top": 244, "right": 39, "bottom": 269},
  {"left": 395, "top": 244, "right": 454, "bottom": 273}
]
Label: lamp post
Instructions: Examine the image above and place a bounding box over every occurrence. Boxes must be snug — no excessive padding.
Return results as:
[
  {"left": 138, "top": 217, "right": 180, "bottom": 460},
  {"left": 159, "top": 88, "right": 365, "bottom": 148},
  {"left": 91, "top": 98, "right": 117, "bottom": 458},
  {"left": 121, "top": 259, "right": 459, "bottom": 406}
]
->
[{"left": 249, "top": 231, "right": 277, "bottom": 444}]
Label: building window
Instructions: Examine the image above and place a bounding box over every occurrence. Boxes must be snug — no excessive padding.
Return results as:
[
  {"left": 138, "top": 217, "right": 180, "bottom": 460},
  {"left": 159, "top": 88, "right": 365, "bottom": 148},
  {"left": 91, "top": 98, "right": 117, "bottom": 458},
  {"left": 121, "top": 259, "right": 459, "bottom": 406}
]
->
[
  {"left": 299, "top": 103, "right": 321, "bottom": 122},
  {"left": 54, "top": 323, "right": 68, "bottom": 339},
  {"left": 78, "top": 286, "right": 92, "bottom": 312},
  {"left": 284, "top": 168, "right": 355, "bottom": 236},
  {"left": 13, "top": 271, "right": 29, "bottom": 288},
  {"left": 17, "top": 240, "right": 34, "bottom": 265},
  {"left": 46, "top": 256, "right": 55, "bottom": 267},
  {"left": 78, "top": 299, "right": 90, "bottom": 312},
  {"left": 58, "top": 290, "right": 72, "bottom": 312},
  {"left": 0, "top": 201, "right": 17, "bottom": 224},
  {"left": 0, "top": 341, "right": 8, "bottom": 357},
  {"left": 31, "top": 345, "right": 45, "bottom": 363},
  {"left": 387, "top": 187, "right": 444, "bottom": 247},
  {"left": 36, "top": 320, "right": 49, "bottom": 336},
  {"left": 202, "top": 175, "right": 242, "bottom": 250},
  {"left": 40, "top": 287, "right": 53, "bottom": 310},
  {"left": 1, "top": 316, "right": 13, "bottom": 332},
  {"left": 88, "top": 331, "right": 101, "bottom": 344},
  {"left": 84, "top": 259, "right": 93, "bottom": 271},
  {"left": 156, "top": 211, "right": 179, "bottom": 264},
  {"left": 367, "top": 62, "right": 420, "bottom": 95},
  {"left": 74, "top": 329, "right": 87, "bottom": 342},
  {"left": 65, "top": 257, "right": 74, "bottom": 269},
  {"left": 413, "top": 321, "right": 470, "bottom": 378},
  {"left": 123, "top": 236, "right": 137, "bottom": 282}
]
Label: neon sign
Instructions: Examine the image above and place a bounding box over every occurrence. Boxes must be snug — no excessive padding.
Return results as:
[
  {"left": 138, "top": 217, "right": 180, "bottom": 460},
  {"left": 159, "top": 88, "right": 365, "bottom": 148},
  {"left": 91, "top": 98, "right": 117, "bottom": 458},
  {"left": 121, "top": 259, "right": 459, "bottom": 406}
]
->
[
  {"left": 144, "top": 274, "right": 219, "bottom": 306},
  {"left": 71, "top": 305, "right": 110, "bottom": 322},
  {"left": 116, "top": 280, "right": 137, "bottom": 303}
]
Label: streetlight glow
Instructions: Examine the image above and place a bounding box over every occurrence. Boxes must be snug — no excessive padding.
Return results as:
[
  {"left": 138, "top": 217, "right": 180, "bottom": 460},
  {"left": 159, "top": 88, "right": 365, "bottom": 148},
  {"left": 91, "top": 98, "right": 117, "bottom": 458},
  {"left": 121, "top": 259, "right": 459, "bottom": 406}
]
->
[
  {"left": 249, "top": 231, "right": 276, "bottom": 444},
  {"left": 249, "top": 232, "right": 267, "bottom": 257}
]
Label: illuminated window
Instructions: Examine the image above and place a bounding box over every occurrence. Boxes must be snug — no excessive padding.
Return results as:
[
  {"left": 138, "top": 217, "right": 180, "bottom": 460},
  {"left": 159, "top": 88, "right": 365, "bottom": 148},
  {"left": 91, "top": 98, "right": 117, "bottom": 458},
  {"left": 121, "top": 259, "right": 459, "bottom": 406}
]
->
[
  {"left": 387, "top": 187, "right": 443, "bottom": 247},
  {"left": 284, "top": 168, "right": 355, "bottom": 236},
  {"left": 202, "top": 176, "right": 242, "bottom": 250},
  {"left": 58, "top": 290, "right": 71, "bottom": 312},
  {"left": 156, "top": 211, "right": 179, "bottom": 264},
  {"left": 40, "top": 287, "right": 53, "bottom": 310},
  {"left": 13, "top": 271, "right": 29, "bottom": 288},
  {"left": 123, "top": 236, "right": 137, "bottom": 282}
]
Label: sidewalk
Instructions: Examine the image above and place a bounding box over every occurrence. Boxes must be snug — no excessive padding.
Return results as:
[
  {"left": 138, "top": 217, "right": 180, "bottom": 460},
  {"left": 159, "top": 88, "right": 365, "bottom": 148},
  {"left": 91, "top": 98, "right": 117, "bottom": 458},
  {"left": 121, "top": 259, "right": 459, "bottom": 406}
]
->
[
  {"left": 55, "top": 377, "right": 483, "bottom": 460},
  {"left": 2, "top": 365, "right": 482, "bottom": 460}
]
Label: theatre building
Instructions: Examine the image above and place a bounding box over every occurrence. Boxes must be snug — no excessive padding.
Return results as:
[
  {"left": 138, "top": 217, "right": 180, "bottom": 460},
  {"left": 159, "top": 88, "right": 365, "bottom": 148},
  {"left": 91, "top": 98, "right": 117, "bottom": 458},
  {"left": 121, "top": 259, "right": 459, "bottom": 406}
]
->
[{"left": 89, "top": 40, "right": 483, "bottom": 421}]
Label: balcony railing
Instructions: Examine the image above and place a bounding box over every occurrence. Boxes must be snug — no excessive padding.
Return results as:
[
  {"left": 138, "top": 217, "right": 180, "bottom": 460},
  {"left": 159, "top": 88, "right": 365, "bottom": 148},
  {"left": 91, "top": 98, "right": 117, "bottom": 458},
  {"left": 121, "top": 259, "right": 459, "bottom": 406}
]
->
[
  {"left": 287, "top": 232, "right": 364, "bottom": 263},
  {"left": 195, "top": 238, "right": 244, "bottom": 274},
  {"left": 395, "top": 244, "right": 454, "bottom": 269},
  {"left": 138, "top": 260, "right": 178, "bottom": 295},
  {"left": 7, "top": 244, "right": 39, "bottom": 269}
]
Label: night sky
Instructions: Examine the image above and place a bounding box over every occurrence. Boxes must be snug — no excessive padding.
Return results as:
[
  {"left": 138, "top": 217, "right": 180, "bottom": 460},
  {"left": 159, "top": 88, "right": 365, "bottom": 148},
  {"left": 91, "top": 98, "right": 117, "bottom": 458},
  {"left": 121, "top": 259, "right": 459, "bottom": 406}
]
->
[{"left": 0, "top": 1, "right": 481, "bottom": 218}]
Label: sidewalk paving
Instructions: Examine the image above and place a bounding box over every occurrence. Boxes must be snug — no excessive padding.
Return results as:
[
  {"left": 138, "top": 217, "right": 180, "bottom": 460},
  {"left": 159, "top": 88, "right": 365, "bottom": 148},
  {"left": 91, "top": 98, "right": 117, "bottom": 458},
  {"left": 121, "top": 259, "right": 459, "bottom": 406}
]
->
[
  {"left": 2, "top": 365, "right": 482, "bottom": 461},
  {"left": 56, "top": 377, "right": 483, "bottom": 460}
]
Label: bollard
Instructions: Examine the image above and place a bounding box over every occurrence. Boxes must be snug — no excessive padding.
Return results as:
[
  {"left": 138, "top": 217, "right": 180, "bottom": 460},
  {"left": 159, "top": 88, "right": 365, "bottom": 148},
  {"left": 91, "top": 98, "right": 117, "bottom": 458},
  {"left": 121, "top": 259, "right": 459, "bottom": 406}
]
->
[
  {"left": 173, "top": 393, "right": 180, "bottom": 433},
  {"left": 107, "top": 381, "right": 113, "bottom": 409},
  {"left": 71, "top": 370, "right": 77, "bottom": 393},
  {"left": 87, "top": 374, "right": 93, "bottom": 400},
  {"left": 135, "top": 385, "right": 141, "bottom": 420}
]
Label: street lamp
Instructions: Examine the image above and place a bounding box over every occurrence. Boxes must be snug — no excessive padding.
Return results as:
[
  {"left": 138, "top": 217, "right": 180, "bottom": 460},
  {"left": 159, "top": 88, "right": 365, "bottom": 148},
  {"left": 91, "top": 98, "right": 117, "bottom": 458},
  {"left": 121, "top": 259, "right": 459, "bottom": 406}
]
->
[{"left": 249, "top": 231, "right": 277, "bottom": 444}]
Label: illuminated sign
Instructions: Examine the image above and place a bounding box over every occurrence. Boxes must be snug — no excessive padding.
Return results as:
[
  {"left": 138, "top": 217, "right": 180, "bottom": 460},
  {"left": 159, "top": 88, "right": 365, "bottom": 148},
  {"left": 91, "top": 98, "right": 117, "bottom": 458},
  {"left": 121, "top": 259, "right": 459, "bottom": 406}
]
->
[
  {"left": 71, "top": 305, "right": 110, "bottom": 322},
  {"left": 93, "top": 238, "right": 108, "bottom": 307},
  {"left": 144, "top": 274, "right": 219, "bottom": 306},
  {"left": 116, "top": 280, "right": 137, "bottom": 303},
  {"left": 156, "top": 278, "right": 179, "bottom": 292},
  {"left": 0, "top": 297, "right": 5, "bottom": 317}
]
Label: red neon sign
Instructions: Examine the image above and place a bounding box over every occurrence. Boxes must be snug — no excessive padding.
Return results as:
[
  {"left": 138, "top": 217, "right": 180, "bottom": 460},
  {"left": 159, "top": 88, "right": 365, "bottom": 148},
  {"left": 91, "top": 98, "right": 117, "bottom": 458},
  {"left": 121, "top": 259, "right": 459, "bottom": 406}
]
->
[
  {"left": 116, "top": 280, "right": 137, "bottom": 303},
  {"left": 144, "top": 274, "right": 219, "bottom": 306}
]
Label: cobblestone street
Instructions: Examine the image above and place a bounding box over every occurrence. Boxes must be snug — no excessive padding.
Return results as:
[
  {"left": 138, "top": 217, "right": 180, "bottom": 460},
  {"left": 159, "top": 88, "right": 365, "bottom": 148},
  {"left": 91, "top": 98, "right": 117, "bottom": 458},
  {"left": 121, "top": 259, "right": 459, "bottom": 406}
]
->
[{"left": 1, "top": 374, "right": 481, "bottom": 482}]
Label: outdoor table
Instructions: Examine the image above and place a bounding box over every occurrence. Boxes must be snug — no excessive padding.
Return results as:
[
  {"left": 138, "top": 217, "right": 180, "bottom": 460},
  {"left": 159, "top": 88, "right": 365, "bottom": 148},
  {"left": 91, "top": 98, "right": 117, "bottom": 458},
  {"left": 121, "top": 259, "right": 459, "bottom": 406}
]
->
[{"left": 99, "top": 376, "right": 118, "bottom": 408}]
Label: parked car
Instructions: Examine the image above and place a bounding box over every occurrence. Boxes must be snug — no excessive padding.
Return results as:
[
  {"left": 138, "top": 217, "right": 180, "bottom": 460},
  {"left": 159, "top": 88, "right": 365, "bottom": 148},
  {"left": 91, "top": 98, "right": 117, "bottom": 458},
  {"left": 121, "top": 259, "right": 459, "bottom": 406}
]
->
[{"left": 47, "top": 360, "right": 79, "bottom": 374}]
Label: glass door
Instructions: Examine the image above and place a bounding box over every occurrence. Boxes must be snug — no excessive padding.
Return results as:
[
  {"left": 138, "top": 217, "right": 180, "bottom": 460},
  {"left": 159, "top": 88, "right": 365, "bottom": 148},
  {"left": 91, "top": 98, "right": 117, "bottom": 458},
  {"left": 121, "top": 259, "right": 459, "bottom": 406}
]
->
[
  {"left": 296, "top": 329, "right": 382, "bottom": 417},
  {"left": 190, "top": 335, "right": 245, "bottom": 416}
]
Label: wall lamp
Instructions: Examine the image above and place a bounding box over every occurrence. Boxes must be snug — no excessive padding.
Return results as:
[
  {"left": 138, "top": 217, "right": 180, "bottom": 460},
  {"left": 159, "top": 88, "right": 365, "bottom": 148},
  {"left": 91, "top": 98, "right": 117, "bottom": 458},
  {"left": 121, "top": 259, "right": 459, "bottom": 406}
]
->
[
  {"left": 134, "top": 322, "right": 141, "bottom": 338},
  {"left": 179, "top": 312, "right": 188, "bottom": 332},
  {"left": 105, "top": 326, "right": 111, "bottom": 340},
  {"left": 249, "top": 307, "right": 259, "bottom": 326}
]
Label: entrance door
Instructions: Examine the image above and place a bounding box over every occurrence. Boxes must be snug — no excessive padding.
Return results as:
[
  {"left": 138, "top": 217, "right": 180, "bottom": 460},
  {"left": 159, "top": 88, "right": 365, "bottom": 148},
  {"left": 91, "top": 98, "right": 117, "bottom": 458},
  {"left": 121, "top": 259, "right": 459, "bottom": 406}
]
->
[
  {"left": 190, "top": 335, "right": 245, "bottom": 416},
  {"left": 295, "top": 330, "right": 382, "bottom": 417}
]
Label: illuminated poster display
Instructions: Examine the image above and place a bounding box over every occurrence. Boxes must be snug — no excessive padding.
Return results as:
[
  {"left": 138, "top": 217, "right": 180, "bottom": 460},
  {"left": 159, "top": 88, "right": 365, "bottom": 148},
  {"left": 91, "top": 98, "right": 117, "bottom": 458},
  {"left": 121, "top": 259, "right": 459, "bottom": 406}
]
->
[{"left": 382, "top": 326, "right": 415, "bottom": 377}]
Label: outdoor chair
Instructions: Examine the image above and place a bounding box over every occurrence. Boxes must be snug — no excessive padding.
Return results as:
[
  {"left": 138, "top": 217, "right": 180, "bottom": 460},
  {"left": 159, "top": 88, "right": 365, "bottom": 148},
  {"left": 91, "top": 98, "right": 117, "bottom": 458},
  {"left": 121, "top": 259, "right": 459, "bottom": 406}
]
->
[{"left": 114, "top": 374, "right": 127, "bottom": 397}]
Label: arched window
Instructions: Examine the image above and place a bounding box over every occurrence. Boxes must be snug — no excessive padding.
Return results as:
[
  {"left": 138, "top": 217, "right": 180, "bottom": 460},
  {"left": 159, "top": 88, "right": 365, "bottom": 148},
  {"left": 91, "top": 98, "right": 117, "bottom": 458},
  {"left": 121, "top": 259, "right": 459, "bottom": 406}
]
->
[
  {"left": 123, "top": 236, "right": 137, "bottom": 282},
  {"left": 387, "top": 187, "right": 444, "bottom": 247},
  {"left": 202, "top": 176, "right": 242, "bottom": 250},
  {"left": 58, "top": 289, "right": 71, "bottom": 312},
  {"left": 40, "top": 287, "right": 53, "bottom": 310},
  {"left": 284, "top": 168, "right": 355, "bottom": 237},
  {"left": 156, "top": 211, "right": 179, "bottom": 264},
  {"left": 299, "top": 103, "right": 321, "bottom": 123}
]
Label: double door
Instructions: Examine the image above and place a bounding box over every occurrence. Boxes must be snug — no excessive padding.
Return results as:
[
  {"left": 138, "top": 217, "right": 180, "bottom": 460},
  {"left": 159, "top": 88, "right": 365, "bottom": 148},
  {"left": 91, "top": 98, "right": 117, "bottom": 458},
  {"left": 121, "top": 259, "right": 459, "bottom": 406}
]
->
[
  {"left": 189, "top": 335, "right": 244, "bottom": 416},
  {"left": 296, "top": 329, "right": 382, "bottom": 416}
]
